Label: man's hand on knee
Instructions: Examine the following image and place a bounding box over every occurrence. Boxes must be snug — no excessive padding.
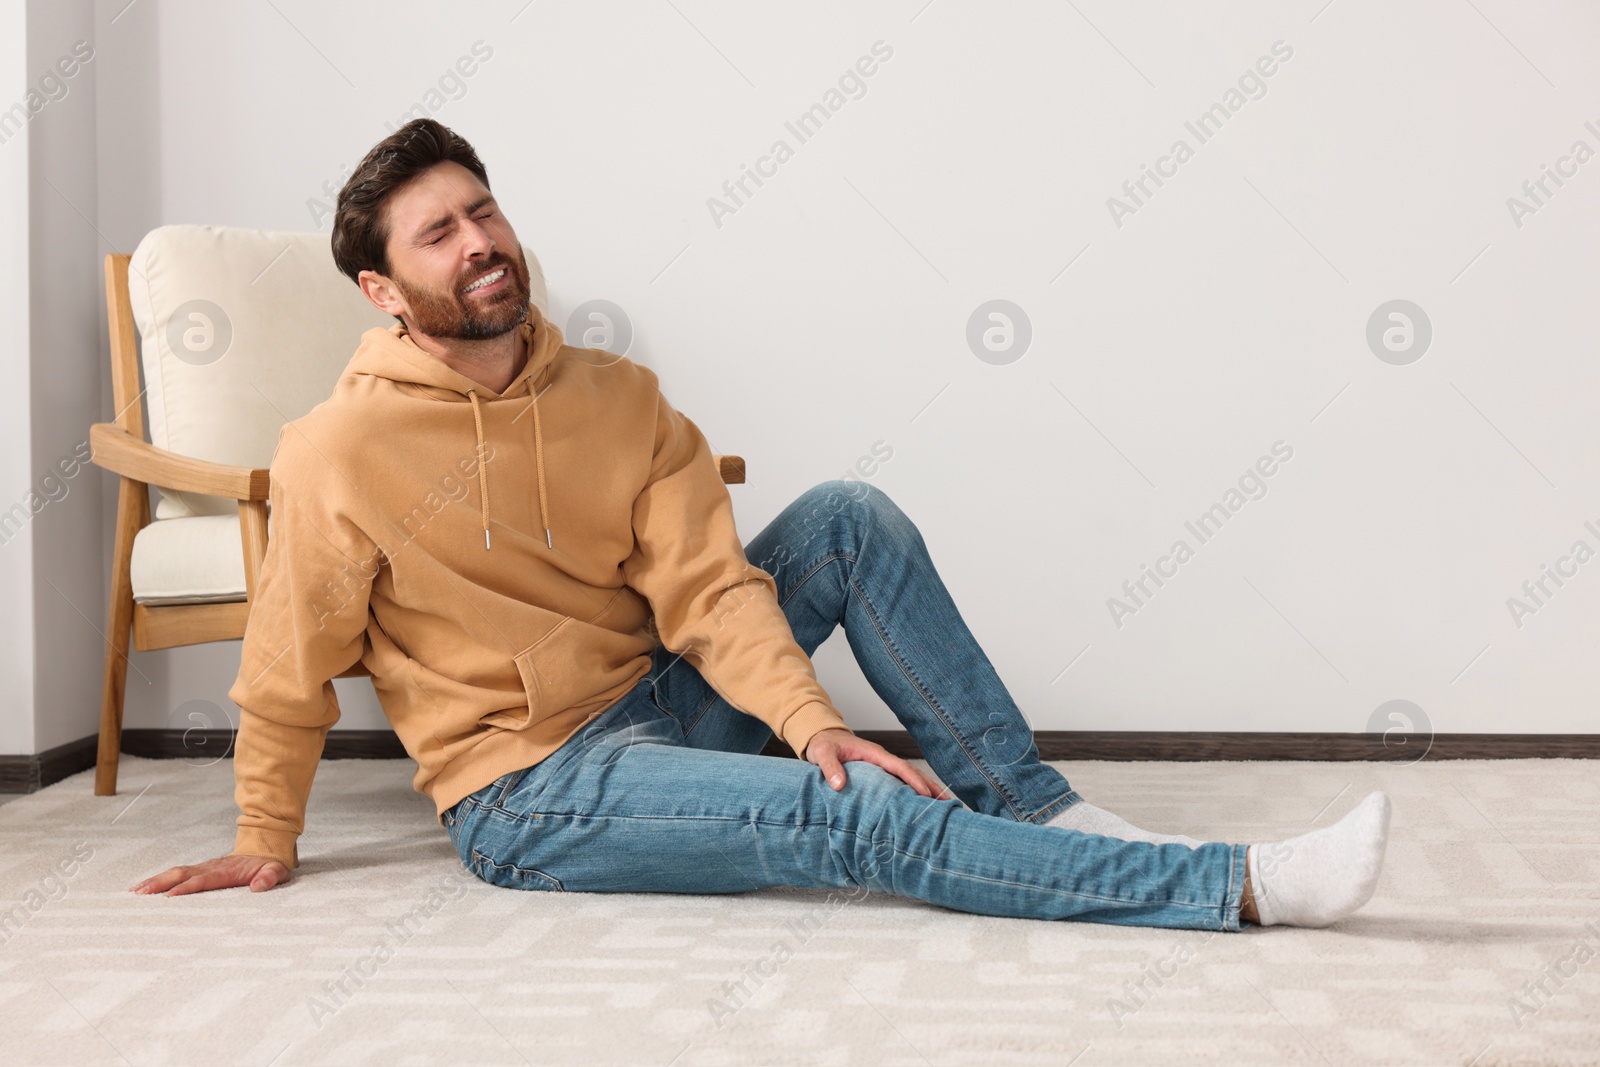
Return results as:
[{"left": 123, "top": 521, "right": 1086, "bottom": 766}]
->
[{"left": 803, "top": 728, "right": 952, "bottom": 800}]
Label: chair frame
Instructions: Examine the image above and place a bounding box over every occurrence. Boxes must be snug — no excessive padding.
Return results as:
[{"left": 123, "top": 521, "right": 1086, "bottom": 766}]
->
[{"left": 90, "top": 250, "right": 745, "bottom": 796}]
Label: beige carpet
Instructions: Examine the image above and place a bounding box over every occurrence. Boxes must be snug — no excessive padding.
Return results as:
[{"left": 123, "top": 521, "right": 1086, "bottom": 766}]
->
[{"left": 1, "top": 754, "right": 1596, "bottom": 1066}]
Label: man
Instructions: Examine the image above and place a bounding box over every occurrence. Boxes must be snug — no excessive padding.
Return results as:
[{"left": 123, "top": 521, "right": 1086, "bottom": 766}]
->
[{"left": 130, "top": 119, "right": 1390, "bottom": 930}]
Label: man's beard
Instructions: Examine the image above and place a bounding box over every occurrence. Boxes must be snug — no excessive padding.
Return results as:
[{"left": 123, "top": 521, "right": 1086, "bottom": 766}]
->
[{"left": 393, "top": 248, "right": 533, "bottom": 341}]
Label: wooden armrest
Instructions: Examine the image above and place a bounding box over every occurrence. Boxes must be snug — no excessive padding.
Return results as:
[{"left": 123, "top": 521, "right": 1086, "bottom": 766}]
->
[
  {"left": 91, "top": 422, "right": 736, "bottom": 501},
  {"left": 89, "top": 422, "right": 271, "bottom": 502}
]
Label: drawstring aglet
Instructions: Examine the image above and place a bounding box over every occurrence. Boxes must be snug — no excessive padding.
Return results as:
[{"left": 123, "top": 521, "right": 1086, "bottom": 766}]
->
[
  {"left": 544, "top": 527, "right": 552, "bottom": 549},
  {"left": 484, "top": 528, "right": 492, "bottom": 550}
]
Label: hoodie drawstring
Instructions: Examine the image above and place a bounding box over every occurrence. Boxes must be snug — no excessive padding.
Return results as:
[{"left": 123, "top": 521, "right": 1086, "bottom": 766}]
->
[
  {"left": 466, "top": 375, "right": 553, "bottom": 552},
  {"left": 466, "top": 388, "right": 492, "bottom": 550},
  {"left": 530, "top": 372, "right": 553, "bottom": 550}
]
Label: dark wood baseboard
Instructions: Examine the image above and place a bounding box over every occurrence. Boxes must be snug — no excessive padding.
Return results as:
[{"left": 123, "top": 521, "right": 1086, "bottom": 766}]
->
[
  {"left": 119, "top": 728, "right": 409, "bottom": 762},
  {"left": 844, "top": 731, "right": 1600, "bottom": 762},
  {"left": 3, "top": 728, "right": 1597, "bottom": 796},
  {"left": 0, "top": 734, "right": 100, "bottom": 793}
]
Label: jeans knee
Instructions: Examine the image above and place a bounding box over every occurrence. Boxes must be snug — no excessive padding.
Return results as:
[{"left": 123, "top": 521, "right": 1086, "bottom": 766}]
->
[
  {"left": 799, "top": 479, "right": 915, "bottom": 555},
  {"left": 838, "top": 760, "right": 919, "bottom": 820},
  {"left": 834, "top": 761, "right": 935, "bottom": 883},
  {"left": 829, "top": 758, "right": 896, "bottom": 814},
  {"left": 796, "top": 478, "right": 870, "bottom": 514}
]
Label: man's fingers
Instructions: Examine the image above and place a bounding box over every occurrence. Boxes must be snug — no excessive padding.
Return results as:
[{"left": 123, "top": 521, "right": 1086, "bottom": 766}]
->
[
  {"left": 815, "top": 752, "right": 847, "bottom": 790},
  {"left": 251, "top": 865, "right": 288, "bottom": 892},
  {"left": 131, "top": 867, "right": 187, "bottom": 894},
  {"left": 876, "top": 752, "right": 940, "bottom": 798},
  {"left": 917, "top": 767, "right": 954, "bottom": 800},
  {"left": 132, "top": 856, "right": 288, "bottom": 896},
  {"left": 165, "top": 870, "right": 228, "bottom": 896},
  {"left": 905, "top": 761, "right": 940, "bottom": 798},
  {"left": 823, "top": 742, "right": 952, "bottom": 800},
  {"left": 811, "top": 736, "right": 954, "bottom": 800},
  {"left": 892, "top": 759, "right": 953, "bottom": 801},
  {"left": 879, "top": 755, "right": 926, "bottom": 795}
]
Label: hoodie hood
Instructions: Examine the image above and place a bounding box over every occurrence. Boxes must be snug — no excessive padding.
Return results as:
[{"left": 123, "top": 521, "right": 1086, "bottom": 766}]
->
[{"left": 346, "top": 300, "right": 565, "bottom": 553}]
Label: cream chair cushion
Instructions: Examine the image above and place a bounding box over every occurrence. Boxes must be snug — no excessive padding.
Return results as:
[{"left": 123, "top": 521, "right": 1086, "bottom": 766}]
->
[
  {"left": 130, "top": 515, "right": 263, "bottom": 605},
  {"left": 125, "top": 224, "right": 550, "bottom": 604}
]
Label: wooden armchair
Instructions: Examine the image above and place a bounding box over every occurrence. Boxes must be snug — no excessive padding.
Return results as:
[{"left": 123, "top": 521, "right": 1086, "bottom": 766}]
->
[{"left": 91, "top": 225, "right": 744, "bottom": 795}]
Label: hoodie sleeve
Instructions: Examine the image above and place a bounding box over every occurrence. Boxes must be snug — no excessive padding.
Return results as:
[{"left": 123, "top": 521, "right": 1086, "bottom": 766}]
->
[
  {"left": 621, "top": 385, "right": 852, "bottom": 760},
  {"left": 225, "top": 427, "right": 378, "bottom": 870}
]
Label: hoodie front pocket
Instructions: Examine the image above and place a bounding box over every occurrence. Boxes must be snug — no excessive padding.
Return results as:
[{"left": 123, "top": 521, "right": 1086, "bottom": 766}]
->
[{"left": 486, "top": 613, "right": 647, "bottom": 732}]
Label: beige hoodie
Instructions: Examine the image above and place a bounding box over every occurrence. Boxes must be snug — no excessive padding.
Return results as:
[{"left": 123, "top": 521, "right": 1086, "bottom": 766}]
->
[{"left": 226, "top": 301, "right": 851, "bottom": 869}]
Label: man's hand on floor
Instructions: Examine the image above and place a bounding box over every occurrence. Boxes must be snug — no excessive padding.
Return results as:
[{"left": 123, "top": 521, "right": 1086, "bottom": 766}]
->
[
  {"left": 129, "top": 855, "right": 290, "bottom": 897},
  {"left": 804, "top": 728, "right": 952, "bottom": 800}
]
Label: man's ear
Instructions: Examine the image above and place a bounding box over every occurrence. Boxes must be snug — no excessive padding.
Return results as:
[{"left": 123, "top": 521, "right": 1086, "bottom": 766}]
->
[{"left": 358, "top": 269, "right": 408, "bottom": 319}]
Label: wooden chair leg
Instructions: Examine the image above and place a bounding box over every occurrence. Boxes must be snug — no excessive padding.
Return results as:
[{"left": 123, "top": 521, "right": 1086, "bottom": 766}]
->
[
  {"left": 95, "top": 477, "right": 145, "bottom": 796},
  {"left": 238, "top": 499, "right": 269, "bottom": 604}
]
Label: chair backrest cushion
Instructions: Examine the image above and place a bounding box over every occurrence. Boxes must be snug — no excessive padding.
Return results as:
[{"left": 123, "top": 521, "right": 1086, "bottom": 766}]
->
[{"left": 127, "top": 224, "right": 550, "bottom": 519}]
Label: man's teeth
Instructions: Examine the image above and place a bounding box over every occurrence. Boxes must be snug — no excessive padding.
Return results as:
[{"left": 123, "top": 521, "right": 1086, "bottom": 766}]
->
[{"left": 463, "top": 268, "right": 506, "bottom": 293}]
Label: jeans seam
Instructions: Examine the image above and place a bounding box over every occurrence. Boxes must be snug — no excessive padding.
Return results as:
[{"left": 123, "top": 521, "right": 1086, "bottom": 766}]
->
[
  {"left": 683, "top": 687, "right": 717, "bottom": 736},
  {"left": 448, "top": 797, "right": 476, "bottom": 857},
  {"left": 477, "top": 804, "right": 554, "bottom": 828},
  {"left": 842, "top": 827, "right": 1227, "bottom": 910},
  {"left": 775, "top": 550, "right": 854, "bottom": 610},
  {"left": 514, "top": 812, "right": 1226, "bottom": 915},
  {"left": 900, "top": 855, "right": 1228, "bottom": 910},
  {"left": 839, "top": 562, "right": 1031, "bottom": 822},
  {"left": 778, "top": 546, "right": 1035, "bottom": 821},
  {"left": 682, "top": 549, "right": 855, "bottom": 740},
  {"left": 1226, "top": 842, "right": 1245, "bottom": 931},
  {"left": 677, "top": 547, "right": 842, "bottom": 735}
]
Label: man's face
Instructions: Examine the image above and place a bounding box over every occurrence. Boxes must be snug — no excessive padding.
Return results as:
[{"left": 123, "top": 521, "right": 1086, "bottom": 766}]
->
[{"left": 370, "top": 161, "right": 532, "bottom": 342}]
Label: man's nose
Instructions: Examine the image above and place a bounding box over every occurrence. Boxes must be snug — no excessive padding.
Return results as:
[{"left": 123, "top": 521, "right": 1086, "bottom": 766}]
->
[{"left": 461, "top": 219, "right": 495, "bottom": 256}]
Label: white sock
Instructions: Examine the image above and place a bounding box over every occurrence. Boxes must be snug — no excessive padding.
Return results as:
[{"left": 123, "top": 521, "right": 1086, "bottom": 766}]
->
[
  {"left": 1248, "top": 791, "right": 1391, "bottom": 928},
  {"left": 1044, "top": 800, "right": 1204, "bottom": 848}
]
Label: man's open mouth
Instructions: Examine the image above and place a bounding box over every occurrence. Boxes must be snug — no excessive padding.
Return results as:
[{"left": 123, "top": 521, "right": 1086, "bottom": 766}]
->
[{"left": 461, "top": 267, "right": 508, "bottom": 296}]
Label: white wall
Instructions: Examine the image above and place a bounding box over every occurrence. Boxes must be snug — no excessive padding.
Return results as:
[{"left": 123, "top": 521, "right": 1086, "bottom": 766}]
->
[
  {"left": 17, "top": 0, "right": 1600, "bottom": 754},
  {"left": 27, "top": 0, "right": 102, "bottom": 754},
  {"left": 0, "top": 0, "right": 104, "bottom": 757},
  {"left": 0, "top": 0, "right": 36, "bottom": 754}
]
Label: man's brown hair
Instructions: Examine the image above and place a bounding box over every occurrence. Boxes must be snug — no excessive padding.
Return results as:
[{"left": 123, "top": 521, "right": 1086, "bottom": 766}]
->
[{"left": 330, "top": 118, "right": 490, "bottom": 285}]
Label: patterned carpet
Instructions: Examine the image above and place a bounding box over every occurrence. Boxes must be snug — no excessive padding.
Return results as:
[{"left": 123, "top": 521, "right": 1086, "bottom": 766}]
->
[{"left": 1, "top": 754, "right": 1596, "bottom": 1066}]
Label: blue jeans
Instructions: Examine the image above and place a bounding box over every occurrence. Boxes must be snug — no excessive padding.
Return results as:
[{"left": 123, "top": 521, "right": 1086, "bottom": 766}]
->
[{"left": 445, "top": 480, "right": 1248, "bottom": 931}]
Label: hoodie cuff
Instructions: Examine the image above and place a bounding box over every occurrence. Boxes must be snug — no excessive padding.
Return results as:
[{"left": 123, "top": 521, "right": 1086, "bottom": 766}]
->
[
  {"left": 232, "top": 828, "right": 299, "bottom": 870},
  {"left": 782, "top": 700, "right": 853, "bottom": 760}
]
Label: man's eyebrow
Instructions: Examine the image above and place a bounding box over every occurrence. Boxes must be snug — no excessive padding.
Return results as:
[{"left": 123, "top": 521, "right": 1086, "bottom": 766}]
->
[{"left": 415, "top": 195, "right": 497, "bottom": 240}]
